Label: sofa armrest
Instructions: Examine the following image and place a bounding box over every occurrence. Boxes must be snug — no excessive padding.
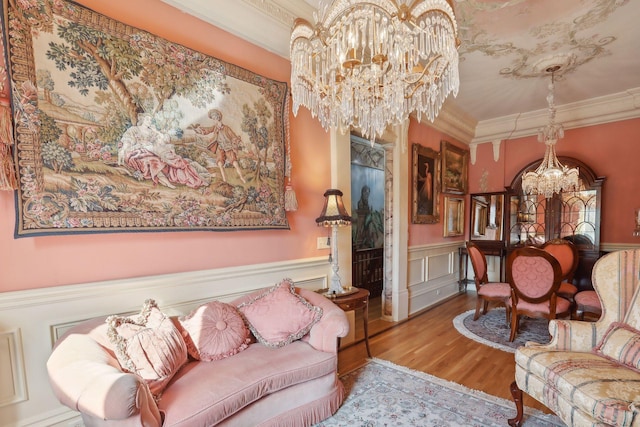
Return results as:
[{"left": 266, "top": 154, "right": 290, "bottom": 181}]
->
[
  {"left": 526, "top": 319, "right": 600, "bottom": 352},
  {"left": 298, "top": 288, "right": 349, "bottom": 353},
  {"left": 47, "top": 333, "right": 161, "bottom": 424}
]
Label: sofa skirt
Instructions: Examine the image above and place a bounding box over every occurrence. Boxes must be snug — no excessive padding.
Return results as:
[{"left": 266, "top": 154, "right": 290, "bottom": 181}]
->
[{"left": 219, "top": 372, "right": 344, "bottom": 427}]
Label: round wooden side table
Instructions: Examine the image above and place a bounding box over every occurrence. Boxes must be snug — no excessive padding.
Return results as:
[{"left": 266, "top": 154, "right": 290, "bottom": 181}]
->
[{"left": 331, "top": 287, "right": 371, "bottom": 357}]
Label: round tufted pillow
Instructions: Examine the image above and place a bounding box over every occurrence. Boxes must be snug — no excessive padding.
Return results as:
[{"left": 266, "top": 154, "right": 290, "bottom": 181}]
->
[{"left": 179, "top": 301, "right": 251, "bottom": 362}]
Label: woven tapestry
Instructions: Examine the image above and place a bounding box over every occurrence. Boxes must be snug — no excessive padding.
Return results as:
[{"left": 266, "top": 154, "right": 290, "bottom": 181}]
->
[{"left": 4, "top": 0, "right": 290, "bottom": 236}]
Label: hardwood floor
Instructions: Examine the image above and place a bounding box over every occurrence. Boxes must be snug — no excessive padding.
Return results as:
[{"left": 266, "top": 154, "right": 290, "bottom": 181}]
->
[{"left": 338, "top": 291, "right": 551, "bottom": 414}]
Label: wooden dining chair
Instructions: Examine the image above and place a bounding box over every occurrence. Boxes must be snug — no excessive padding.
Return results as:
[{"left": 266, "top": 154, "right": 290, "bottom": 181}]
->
[
  {"left": 466, "top": 241, "right": 511, "bottom": 324},
  {"left": 573, "top": 289, "right": 602, "bottom": 320},
  {"left": 540, "top": 239, "right": 579, "bottom": 302},
  {"left": 507, "top": 247, "right": 572, "bottom": 342}
]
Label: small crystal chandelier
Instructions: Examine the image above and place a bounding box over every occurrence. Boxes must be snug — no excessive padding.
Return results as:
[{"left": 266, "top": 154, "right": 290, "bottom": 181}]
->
[
  {"left": 522, "top": 66, "right": 579, "bottom": 199},
  {"left": 290, "top": 0, "right": 460, "bottom": 140}
]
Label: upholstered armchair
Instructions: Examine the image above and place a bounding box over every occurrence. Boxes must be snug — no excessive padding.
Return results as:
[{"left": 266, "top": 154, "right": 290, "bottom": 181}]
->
[
  {"left": 509, "top": 249, "right": 640, "bottom": 427},
  {"left": 466, "top": 241, "right": 511, "bottom": 323}
]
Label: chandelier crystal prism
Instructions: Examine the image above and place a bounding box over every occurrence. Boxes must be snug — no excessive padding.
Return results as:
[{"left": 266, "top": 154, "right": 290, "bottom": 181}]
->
[
  {"left": 521, "top": 66, "right": 579, "bottom": 199},
  {"left": 290, "top": 0, "right": 460, "bottom": 140}
]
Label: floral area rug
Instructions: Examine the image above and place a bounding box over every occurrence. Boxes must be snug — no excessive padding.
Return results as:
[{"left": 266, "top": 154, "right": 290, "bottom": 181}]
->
[
  {"left": 316, "top": 358, "right": 564, "bottom": 426},
  {"left": 453, "top": 308, "right": 551, "bottom": 353}
]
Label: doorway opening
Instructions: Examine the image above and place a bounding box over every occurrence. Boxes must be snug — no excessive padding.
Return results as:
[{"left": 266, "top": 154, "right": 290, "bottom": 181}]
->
[{"left": 350, "top": 136, "right": 385, "bottom": 323}]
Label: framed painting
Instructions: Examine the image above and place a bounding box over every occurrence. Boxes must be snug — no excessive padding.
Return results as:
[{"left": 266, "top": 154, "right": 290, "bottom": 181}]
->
[
  {"left": 441, "top": 141, "right": 469, "bottom": 194},
  {"left": 412, "top": 143, "right": 440, "bottom": 224},
  {"left": 4, "top": 0, "right": 289, "bottom": 236},
  {"left": 443, "top": 196, "right": 464, "bottom": 237}
]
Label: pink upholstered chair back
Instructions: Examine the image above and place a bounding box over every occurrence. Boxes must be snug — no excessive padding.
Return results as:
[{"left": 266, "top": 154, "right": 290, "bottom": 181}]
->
[
  {"left": 541, "top": 239, "right": 578, "bottom": 281},
  {"left": 467, "top": 241, "right": 488, "bottom": 286},
  {"left": 507, "top": 247, "right": 562, "bottom": 303}
]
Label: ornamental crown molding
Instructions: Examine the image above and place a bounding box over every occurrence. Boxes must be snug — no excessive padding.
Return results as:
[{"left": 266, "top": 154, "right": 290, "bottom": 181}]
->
[
  {"left": 414, "top": 101, "right": 477, "bottom": 145},
  {"left": 472, "top": 88, "right": 640, "bottom": 145}
]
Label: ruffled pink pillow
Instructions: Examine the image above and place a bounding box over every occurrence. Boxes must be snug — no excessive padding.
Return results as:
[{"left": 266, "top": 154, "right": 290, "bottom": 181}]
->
[
  {"left": 237, "top": 278, "right": 323, "bottom": 348},
  {"left": 106, "top": 299, "right": 187, "bottom": 398},
  {"left": 179, "top": 301, "right": 251, "bottom": 361}
]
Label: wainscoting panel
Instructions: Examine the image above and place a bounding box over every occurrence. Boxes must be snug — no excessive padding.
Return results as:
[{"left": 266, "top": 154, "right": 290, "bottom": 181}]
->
[
  {"left": 426, "top": 252, "right": 451, "bottom": 281},
  {"left": 407, "top": 242, "right": 464, "bottom": 316},
  {"left": 0, "top": 257, "right": 329, "bottom": 427},
  {"left": 0, "top": 329, "right": 27, "bottom": 408},
  {"left": 407, "top": 257, "right": 426, "bottom": 286}
]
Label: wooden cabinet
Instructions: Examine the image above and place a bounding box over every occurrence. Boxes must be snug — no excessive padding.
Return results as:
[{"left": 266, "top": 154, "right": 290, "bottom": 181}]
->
[
  {"left": 504, "top": 157, "right": 605, "bottom": 291},
  {"left": 464, "top": 192, "right": 507, "bottom": 284}
]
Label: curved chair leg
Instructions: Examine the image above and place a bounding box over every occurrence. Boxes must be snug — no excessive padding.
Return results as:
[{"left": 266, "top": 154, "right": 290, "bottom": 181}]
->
[
  {"left": 508, "top": 381, "right": 524, "bottom": 427},
  {"left": 473, "top": 297, "right": 483, "bottom": 320},
  {"left": 509, "top": 311, "right": 519, "bottom": 342}
]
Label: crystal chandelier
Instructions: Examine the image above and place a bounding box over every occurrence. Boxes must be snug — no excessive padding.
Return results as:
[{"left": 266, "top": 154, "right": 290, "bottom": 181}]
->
[
  {"left": 290, "top": 0, "right": 460, "bottom": 140},
  {"left": 521, "top": 66, "right": 579, "bottom": 199}
]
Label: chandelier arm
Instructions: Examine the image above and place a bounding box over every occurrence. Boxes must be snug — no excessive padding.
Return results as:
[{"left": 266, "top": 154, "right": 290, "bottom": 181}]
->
[{"left": 403, "top": 54, "right": 443, "bottom": 87}]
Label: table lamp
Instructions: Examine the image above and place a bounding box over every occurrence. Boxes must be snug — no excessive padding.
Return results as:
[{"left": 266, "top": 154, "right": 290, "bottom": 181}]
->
[{"left": 316, "top": 189, "right": 352, "bottom": 295}]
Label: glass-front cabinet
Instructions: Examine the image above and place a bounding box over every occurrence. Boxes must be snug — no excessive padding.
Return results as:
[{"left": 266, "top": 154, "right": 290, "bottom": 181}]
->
[{"left": 505, "top": 157, "right": 604, "bottom": 291}]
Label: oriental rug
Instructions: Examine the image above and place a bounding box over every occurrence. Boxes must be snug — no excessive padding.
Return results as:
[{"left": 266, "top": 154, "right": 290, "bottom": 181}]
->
[
  {"left": 316, "top": 358, "right": 563, "bottom": 426},
  {"left": 453, "top": 308, "right": 551, "bottom": 353},
  {"left": 4, "top": 0, "right": 289, "bottom": 236}
]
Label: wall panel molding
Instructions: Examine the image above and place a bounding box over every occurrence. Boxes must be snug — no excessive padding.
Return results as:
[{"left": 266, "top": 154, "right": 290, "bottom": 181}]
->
[
  {"left": 407, "top": 241, "right": 464, "bottom": 315},
  {"left": 0, "top": 329, "right": 27, "bottom": 408}
]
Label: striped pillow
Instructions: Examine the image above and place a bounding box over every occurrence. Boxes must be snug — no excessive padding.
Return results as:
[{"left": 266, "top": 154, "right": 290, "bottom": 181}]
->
[{"left": 594, "top": 322, "right": 640, "bottom": 372}]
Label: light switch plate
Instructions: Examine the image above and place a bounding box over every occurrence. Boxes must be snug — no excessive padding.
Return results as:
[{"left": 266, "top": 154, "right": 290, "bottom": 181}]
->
[{"left": 317, "top": 237, "right": 330, "bottom": 249}]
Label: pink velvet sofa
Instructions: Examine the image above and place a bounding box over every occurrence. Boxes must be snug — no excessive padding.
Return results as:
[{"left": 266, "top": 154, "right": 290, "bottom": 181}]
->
[{"left": 47, "top": 285, "right": 350, "bottom": 426}]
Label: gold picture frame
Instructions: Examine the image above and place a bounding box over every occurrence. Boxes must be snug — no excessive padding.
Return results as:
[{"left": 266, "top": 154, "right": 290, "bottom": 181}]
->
[
  {"left": 412, "top": 143, "right": 440, "bottom": 224},
  {"left": 443, "top": 196, "right": 465, "bottom": 237},
  {"left": 441, "top": 141, "right": 469, "bottom": 194}
]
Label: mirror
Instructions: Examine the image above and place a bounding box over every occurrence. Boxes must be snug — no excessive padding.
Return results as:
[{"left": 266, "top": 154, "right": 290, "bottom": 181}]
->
[{"left": 470, "top": 193, "right": 504, "bottom": 241}]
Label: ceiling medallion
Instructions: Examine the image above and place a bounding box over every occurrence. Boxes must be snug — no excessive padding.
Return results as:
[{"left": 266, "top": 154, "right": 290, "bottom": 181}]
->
[{"left": 290, "top": 0, "right": 460, "bottom": 140}]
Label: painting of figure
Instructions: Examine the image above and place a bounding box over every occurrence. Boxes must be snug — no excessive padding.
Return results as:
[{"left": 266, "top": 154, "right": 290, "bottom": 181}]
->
[
  {"left": 351, "top": 140, "right": 385, "bottom": 250},
  {"left": 412, "top": 144, "right": 440, "bottom": 224}
]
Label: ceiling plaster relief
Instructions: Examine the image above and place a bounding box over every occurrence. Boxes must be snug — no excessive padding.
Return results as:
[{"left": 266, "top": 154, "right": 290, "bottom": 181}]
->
[
  {"left": 244, "top": 0, "right": 298, "bottom": 27},
  {"left": 455, "top": 0, "right": 626, "bottom": 79}
]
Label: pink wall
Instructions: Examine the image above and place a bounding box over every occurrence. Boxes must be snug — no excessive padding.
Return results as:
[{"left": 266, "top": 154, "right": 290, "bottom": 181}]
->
[
  {"left": 407, "top": 117, "right": 467, "bottom": 246},
  {"left": 469, "top": 118, "right": 640, "bottom": 244},
  {"left": 0, "top": 0, "right": 332, "bottom": 292},
  {"left": 2, "top": 0, "right": 634, "bottom": 293}
]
